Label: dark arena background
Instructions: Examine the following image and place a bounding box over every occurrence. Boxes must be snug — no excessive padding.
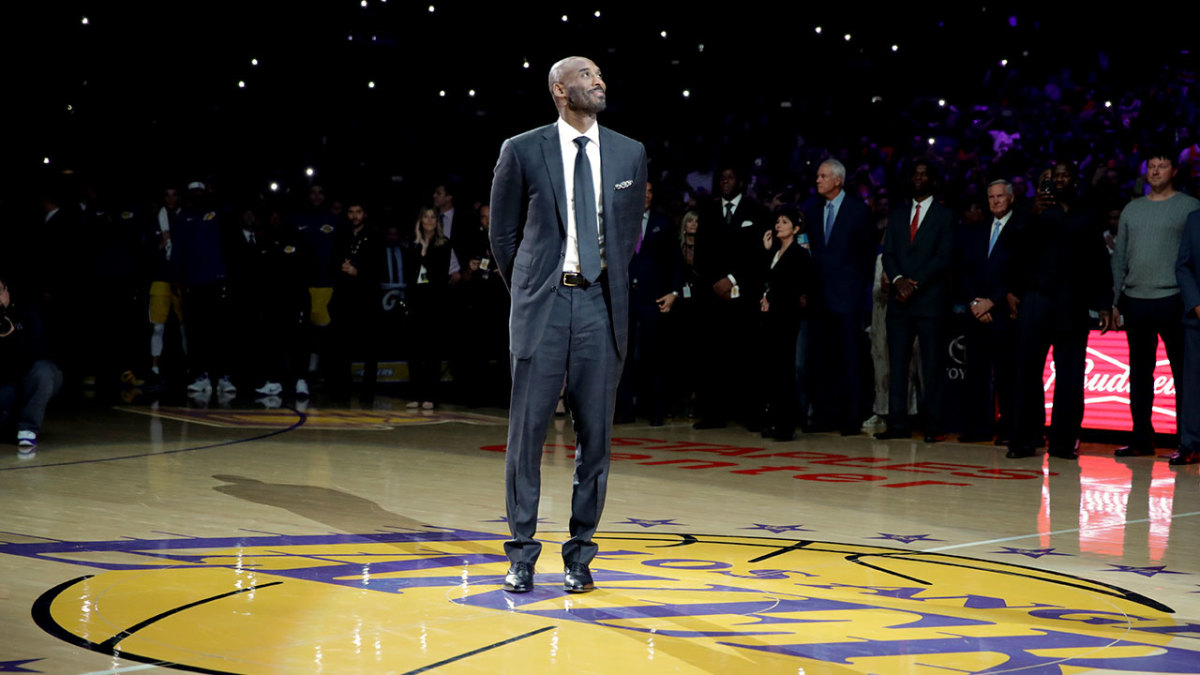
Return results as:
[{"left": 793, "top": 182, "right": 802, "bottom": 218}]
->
[{"left": 1, "top": 4, "right": 1199, "bottom": 675}]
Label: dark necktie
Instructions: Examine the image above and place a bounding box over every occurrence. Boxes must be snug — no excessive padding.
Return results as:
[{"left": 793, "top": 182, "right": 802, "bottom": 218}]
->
[
  {"left": 724, "top": 202, "right": 734, "bottom": 225},
  {"left": 988, "top": 220, "right": 1002, "bottom": 257},
  {"left": 909, "top": 203, "right": 921, "bottom": 244},
  {"left": 574, "top": 136, "right": 601, "bottom": 282},
  {"left": 824, "top": 202, "right": 835, "bottom": 241}
]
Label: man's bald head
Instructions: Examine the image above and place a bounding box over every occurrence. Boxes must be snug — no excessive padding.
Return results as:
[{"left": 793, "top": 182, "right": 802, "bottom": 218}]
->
[{"left": 548, "top": 56, "right": 606, "bottom": 116}]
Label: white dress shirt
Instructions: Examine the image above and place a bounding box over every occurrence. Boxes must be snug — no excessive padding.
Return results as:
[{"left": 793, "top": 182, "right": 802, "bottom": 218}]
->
[{"left": 558, "top": 116, "right": 603, "bottom": 273}]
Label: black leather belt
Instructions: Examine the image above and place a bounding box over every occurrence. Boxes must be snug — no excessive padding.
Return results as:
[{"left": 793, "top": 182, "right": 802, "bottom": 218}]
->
[
  {"left": 561, "top": 271, "right": 606, "bottom": 288},
  {"left": 561, "top": 272, "right": 590, "bottom": 288}
]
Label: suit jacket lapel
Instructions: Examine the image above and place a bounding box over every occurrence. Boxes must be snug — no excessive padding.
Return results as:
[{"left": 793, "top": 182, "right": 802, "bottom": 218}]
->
[
  {"left": 540, "top": 125, "right": 568, "bottom": 234},
  {"left": 598, "top": 126, "right": 615, "bottom": 246}
]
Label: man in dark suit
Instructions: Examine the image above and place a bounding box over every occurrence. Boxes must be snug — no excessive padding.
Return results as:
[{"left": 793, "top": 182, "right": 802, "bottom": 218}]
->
[
  {"left": 1173, "top": 209, "right": 1200, "bottom": 465},
  {"left": 616, "top": 180, "right": 680, "bottom": 426},
  {"left": 691, "top": 166, "right": 771, "bottom": 429},
  {"left": 876, "top": 159, "right": 955, "bottom": 443},
  {"left": 805, "top": 159, "right": 876, "bottom": 435},
  {"left": 1004, "top": 163, "right": 1112, "bottom": 460},
  {"left": 490, "top": 55, "right": 647, "bottom": 594},
  {"left": 957, "top": 179, "right": 1022, "bottom": 444}
]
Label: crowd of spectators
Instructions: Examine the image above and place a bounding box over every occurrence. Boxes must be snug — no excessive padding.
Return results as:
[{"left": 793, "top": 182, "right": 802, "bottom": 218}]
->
[{"left": 3, "top": 54, "right": 1200, "bottom": 464}]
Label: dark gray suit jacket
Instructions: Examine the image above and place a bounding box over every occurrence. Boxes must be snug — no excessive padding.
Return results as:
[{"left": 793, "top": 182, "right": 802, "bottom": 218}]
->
[
  {"left": 489, "top": 122, "right": 648, "bottom": 360},
  {"left": 882, "top": 200, "right": 955, "bottom": 318}
]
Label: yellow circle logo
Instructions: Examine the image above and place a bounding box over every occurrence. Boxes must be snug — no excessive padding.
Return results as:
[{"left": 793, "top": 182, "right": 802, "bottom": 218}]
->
[{"left": 19, "top": 528, "right": 1197, "bottom": 673}]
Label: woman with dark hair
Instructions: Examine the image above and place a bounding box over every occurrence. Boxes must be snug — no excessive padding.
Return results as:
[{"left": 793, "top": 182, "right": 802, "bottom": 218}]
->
[
  {"left": 404, "top": 207, "right": 451, "bottom": 409},
  {"left": 669, "top": 210, "right": 703, "bottom": 416},
  {"left": 758, "top": 207, "right": 812, "bottom": 441}
]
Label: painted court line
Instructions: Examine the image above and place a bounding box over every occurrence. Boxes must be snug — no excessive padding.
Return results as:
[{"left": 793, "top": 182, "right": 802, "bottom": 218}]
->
[
  {"left": 922, "top": 510, "right": 1200, "bottom": 552},
  {"left": 79, "top": 664, "right": 161, "bottom": 675}
]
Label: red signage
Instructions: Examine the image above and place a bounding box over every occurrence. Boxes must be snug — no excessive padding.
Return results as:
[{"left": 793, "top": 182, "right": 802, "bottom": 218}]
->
[{"left": 1043, "top": 331, "right": 1176, "bottom": 433}]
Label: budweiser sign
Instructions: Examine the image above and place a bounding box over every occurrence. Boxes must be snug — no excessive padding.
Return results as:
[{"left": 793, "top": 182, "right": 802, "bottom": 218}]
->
[{"left": 1042, "top": 331, "right": 1176, "bottom": 434}]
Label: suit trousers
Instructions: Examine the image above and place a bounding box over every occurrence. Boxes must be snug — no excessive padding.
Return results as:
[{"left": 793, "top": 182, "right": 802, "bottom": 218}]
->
[
  {"left": 1121, "top": 295, "right": 1184, "bottom": 447},
  {"left": 885, "top": 309, "right": 943, "bottom": 433},
  {"left": 1010, "top": 292, "right": 1088, "bottom": 453},
  {"left": 1182, "top": 320, "right": 1200, "bottom": 453},
  {"left": 505, "top": 280, "right": 621, "bottom": 566},
  {"left": 963, "top": 318, "right": 1015, "bottom": 438},
  {"left": 809, "top": 308, "right": 864, "bottom": 430}
]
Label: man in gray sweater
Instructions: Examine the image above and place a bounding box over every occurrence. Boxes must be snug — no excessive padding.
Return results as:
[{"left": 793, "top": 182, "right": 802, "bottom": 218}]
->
[{"left": 1110, "top": 151, "right": 1200, "bottom": 457}]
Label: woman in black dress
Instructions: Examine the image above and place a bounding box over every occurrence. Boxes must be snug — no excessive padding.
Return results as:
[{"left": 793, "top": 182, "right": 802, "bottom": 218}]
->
[
  {"left": 759, "top": 207, "right": 812, "bottom": 441},
  {"left": 404, "top": 207, "right": 451, "bottom": 409}
]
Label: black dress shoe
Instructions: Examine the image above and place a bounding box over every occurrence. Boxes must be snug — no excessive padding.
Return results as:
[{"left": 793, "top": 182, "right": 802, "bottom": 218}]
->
[
  {"left": 874, "top": 428, "right": 910, "bottom": 440},
  {"left": 1006, "top": 446, "right": 1036, "bottom": 459},
  {"left": 649, "top": 417, "right": 664, "bottom": 427},
  {"left": 613, "top": 413, "right": 635, "bottom": 425},
  {"left": 771, "top": 427, "right": 795, "bottom": 442},
  {"left": 1048, "top": 447, "right": 1079, "bottom": 460},
  {"left": 564, "top": 562, "right": 595, "bottom": 593},
  {"left": 924, "top": 434, "right": 946, "bottom": 443},
  {"left": 693, "top": 419, "right": 726, "bottom": 430},
  {"left": 994, "top": 437, "right": 1010, "bottom": 447},
  {"left": 840, "top": 426, "right": 861, "bottom": 437},
  {"left": 503, "top": 562, "right": 534, "bottom": 593},
  {"left": 1169, "top": 450, "right": 1199, "bottom": 465},
  {"left": 761, "top": 426, "right": 776, "bottom": 438},
  {"left": 1114, "top": 445, "right": 1155, "bottom": 457}
]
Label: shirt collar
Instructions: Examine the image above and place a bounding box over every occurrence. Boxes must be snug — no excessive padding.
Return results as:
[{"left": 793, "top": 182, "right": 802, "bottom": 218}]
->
[
  {"left": 828, "top": 190, "right": 846, "bottom": 210},
  {"left": 913, "top": 195, "right": 933, "bottom": 211},
  {"left": 557, "top": 116, "right": 600, "bottom": 148},
  {"left": 993, "top": 210, "right": 1012, "bottom": 227},
  {"left": 723, "top": 193, "right": 743, "bottom": 209}
]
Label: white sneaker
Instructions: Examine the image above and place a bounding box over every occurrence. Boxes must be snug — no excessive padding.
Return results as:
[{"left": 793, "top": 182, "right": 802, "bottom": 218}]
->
[
  {"left": 863, "top": 414, "right": 885, "bottom": 428},
  {"left": 218, "top": 375, "right": 237, "bottom": 393},
  {"left": 17, "top": 430, "right": 37, "bottom": 452},
  {"left": 295, "top": 379, "right": 310, "bottom": 397},
  {"left": 406, "top": 401, "right": 421, "bottom": 409},
  {"left": 421, "top": 401, "right": 435, "bottom": 410},
  {"left": 255, "top": 381, "right": 283, "bottom": 396},
  {"left": 187, "top": 373, "right": 213, "bottom": 393}
]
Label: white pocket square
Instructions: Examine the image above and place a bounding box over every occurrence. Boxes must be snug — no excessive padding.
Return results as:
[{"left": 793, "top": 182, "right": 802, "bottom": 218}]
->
[{"left": 615, "top": 180, "right": 633, "bottom": 190}]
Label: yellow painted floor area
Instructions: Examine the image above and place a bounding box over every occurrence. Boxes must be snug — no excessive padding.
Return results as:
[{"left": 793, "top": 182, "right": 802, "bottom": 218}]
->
[{"left": 1, "top": 399, "right": 1198, "bottom": 674}]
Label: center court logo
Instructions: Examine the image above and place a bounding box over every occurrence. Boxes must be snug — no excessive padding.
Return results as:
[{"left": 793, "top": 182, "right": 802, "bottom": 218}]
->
[{"left": 5, "top": 529, "right": 1198, "bottom": 673}]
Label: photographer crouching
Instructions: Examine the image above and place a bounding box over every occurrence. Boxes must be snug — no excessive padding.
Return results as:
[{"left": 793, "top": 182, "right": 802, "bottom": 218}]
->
[{"left": 0, "top": 277, "right": 62, "bottom": 454}]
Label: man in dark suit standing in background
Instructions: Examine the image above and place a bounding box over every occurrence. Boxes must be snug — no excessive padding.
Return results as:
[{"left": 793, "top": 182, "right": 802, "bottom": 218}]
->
[
  {"left": 490, "top": 55, "right": 648, "bottom": 594},
  {"left": 805, "top": 159, "right": 876, "bottom": 435},
  {"left": 957, "top": 179, "right": 1022, "bottom": 444},
  {"left": 616, "top": 179, "right": 680, "bottom": 426},
  {"left": 1004, "top": 162, "right": 1112, "bottom": 460},
  {"left": 691, "top": 166, "right": 770, "bottom": 429},
  {"left": 1173, "top": 209, "right": 1200, "bottom": 465},
  {"left": 876, "top": 159, "right": 955, "bottom": 443}
]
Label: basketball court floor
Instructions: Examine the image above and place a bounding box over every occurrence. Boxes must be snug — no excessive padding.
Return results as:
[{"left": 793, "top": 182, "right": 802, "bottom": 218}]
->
[{"left": 1, "top": 397, "right": 1198, "bottom": 674}]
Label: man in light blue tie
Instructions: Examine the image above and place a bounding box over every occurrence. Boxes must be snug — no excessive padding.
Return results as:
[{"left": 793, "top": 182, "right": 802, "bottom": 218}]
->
[
  {"left": 490, "top": 56, "right": 648, "bottom": 594},
  {"left": 957, "top": 179, "right": 1021, "bottom": 444},
  {"left": 805, "top": 159, "right": 876, "bottom": 435}
]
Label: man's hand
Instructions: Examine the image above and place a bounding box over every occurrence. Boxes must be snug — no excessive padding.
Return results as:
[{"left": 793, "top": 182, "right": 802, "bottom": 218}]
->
[
  {"left": 1006, "top": 292, "right": 1021, "bottom": 319},
  {"left": 760, "top": 296, "right": 770, "bottom": 312},
  {"left": 1194, "top": 304, "right": 1200, "bottom": 321},
  {"left": 159, "top": 231, "right": 171, "bottom": 250},
  {"left": 713, "top": 277, "right": 733, "bottom": 300},
  {"left": 894, "top": 278, "right": 917, "bottom": 303},
  {"left": 341, "top": 259, "right": 358, "bottom": 277},
  {"left": 970, "top": 297, "right": 994, "bottom": 320},
  {"left": 1110, "top": 305, "right": 1122, "bottom": 330},
  {"left": 1099, "top": 309, "right": 1113, "bottom": 334},
  {"left": 449, "top": 271, "right": 462, "bottom": 285},
  {"left": 655, "top": 293, "right": 676, "bottom": 313}
]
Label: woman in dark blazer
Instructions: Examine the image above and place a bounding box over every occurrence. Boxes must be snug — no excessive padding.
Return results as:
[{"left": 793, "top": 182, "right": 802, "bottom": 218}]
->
[
  {"left": 404, "top": 207, "right": 452, "bottom": 409},
  {"left": 759, "top": 207, "right": 812, "bottom": 440}
]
